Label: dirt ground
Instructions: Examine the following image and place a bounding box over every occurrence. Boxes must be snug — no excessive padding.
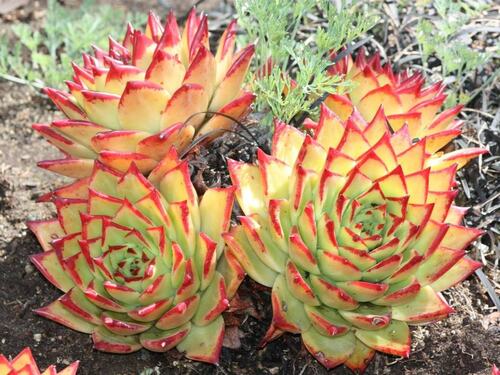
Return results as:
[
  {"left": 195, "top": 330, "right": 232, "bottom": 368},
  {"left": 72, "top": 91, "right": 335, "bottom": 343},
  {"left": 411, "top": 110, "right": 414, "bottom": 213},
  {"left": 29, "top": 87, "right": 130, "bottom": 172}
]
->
[{"left": 0, "top": 1, "right": 499, "bottom": 374}]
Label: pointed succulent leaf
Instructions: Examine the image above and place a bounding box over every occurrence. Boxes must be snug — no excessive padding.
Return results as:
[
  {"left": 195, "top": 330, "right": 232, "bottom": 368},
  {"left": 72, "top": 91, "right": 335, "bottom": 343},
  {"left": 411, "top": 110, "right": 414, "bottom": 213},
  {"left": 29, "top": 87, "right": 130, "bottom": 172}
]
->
[
  {"left": 30, "top": 155, "right": 233, "bottom": 363},
  {"left": 209, "top": 44, "right": 255, "bottom": 111},
  {"left": 176, "top": 316, "right": 225, "bottom": 364},
  {"left": 226, "top": 82, "right": 483, "bottom": 370},
  {"left": 430, "top": 256, "right": 481, "bottom": 292},
  {"left": 0, "top": 348, "right": 79, "bottom": 375},
  {"left": 37, "top": 11, "right": 254, "bottom": 182},
  {"left": 344, "top": 339, "right": 375, "bottom": 374},
  {"left": 391, "top": 285, "right": 454, "bottom": 323},
  {"left": 139, "top": 324, "right": 191, "bottom": 352},
  {"left": 35, "top": 300, "right": 96, "bottom": 334},
  {"left": 92, "top": 326, "right": 142, "bottom": 353},
  {"left": 302, "top": 328, "right": 356, "bottom": 369},
  {"left": 303, "top": 305, "right": 350, "bottom": 336},
  {"left": 355, "top": 320, "right": 410, "bottom": 357},
  {"left": 117, "top": 81, "right": 169, "bottom": 133}
]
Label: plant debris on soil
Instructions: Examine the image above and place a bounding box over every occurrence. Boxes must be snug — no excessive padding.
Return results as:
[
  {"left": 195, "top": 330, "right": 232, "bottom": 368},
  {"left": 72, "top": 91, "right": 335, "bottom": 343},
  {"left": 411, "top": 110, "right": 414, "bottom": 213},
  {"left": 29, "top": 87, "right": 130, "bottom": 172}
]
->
[
  {"left": 187, "top": 121, "right": 271, "bottom": 193},
  {"left": 0, "top": 1, "right": 498, "bottom": 374}
]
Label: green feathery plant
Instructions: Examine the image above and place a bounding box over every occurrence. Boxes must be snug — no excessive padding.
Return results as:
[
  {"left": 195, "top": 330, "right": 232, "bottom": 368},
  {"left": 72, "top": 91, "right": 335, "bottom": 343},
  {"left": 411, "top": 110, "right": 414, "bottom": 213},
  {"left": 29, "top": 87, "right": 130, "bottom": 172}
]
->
[
  {"left": 416, "top": 0, "right": 497, "bottom": 106},
  {"left": 235, "top": 0, "right": 377, "bottom": 125},
  {"left": 0, "top": 0, "right": 144, "bottom": 89}
]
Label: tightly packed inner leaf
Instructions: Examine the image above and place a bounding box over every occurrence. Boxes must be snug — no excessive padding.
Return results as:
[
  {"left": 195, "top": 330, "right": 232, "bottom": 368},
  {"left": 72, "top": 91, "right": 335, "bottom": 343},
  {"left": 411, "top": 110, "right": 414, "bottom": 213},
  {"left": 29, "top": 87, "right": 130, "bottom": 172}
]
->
[
  {"left": 34, "top": 10, "right": 254, "bottom": 178},
  {"left": 29, "top": 149, "right": 244, "bottom": 364},
  {"left": 0, "top": 347, "right": 79, "bottom": 375},
  {"left": 225, "top": 98, "right": 485, "bottom": 372}
]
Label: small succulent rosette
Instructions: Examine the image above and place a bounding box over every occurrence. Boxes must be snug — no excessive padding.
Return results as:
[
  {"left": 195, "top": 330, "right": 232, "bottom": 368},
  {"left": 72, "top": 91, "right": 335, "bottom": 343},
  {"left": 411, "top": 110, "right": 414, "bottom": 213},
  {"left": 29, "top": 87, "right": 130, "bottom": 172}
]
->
[
  {"left": 224, "top": 100, "right": 485, "bottom": 372},
  {"left": 327, "top": 48, "right": 465, "bottom": 148},
  {"left": 34, "top": 10, "right": 254, "bottom": 178},
  {"left": 0, "top": 347, "right": 78, "bottom": 375},
  {"left": 28, "top": 148, "right": 243, "bottom": 364}
]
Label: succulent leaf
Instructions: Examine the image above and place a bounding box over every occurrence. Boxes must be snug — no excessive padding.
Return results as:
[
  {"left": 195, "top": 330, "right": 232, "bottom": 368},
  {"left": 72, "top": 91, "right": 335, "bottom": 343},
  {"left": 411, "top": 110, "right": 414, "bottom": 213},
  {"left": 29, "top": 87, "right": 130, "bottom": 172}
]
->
[
  {"left": 328, "top": 49, "right": 488, "bottom": 159},
  {"left": 36, "top": 11, "right": 255, "bottom": 179},
  {"left": 226, "top": 89, "right": 484, "bottom": 371},
  {"left": 0, "top": 347, "right": 79, "bottom": 375},
  {"left": 30, "top": 155, "right": 235, "bottom": 364}
]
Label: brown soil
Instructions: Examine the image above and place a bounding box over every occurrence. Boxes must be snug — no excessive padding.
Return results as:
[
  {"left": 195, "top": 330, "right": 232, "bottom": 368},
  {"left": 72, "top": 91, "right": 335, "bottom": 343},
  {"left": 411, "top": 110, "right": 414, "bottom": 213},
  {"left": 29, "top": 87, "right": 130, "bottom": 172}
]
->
[{"left": 0, "top": 1, "right": 498, "bottom": 375}]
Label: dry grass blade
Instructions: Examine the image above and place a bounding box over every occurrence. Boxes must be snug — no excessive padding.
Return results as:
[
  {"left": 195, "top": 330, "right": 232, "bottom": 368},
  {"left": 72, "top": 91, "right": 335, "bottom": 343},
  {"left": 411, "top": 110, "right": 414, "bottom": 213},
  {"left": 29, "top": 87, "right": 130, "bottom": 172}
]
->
[{"left": 475, "top": 269, "right": 500, "bottom": 311}]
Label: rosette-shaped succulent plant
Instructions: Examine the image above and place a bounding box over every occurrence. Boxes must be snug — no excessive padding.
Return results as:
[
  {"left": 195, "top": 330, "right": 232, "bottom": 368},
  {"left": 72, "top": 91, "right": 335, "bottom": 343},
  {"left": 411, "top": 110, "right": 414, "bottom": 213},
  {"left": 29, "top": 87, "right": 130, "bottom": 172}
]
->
[
  {"left": 34, "top": 10, "right": 254, "bottom": 178},
  {"left": 224, "top": 102, "right": 485, "bottom": 372},
  {"left": 326, "top": 49, "right": 464, "bottom": 149},
  {"left": 0, "top": 347, "right": 78, "bottom": 375},
  {"left": 28, "top": 148, "right": 243, "bottom": 363}
]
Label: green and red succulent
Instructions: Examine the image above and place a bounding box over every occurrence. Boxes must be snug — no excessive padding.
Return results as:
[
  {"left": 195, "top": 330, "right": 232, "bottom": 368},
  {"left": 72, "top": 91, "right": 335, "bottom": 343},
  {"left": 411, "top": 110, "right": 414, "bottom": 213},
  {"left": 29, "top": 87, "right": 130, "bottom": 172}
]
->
[
  {"left": 327, "top": 49, "right": 465, "bottom": 148},
  {"left": 225, "top": 97, "right": 485, "bottom": 371},
  {"left": 28, "top": 148, "right": 244, "bottom": 363},
  {"left": 34, "top": 10, "right": 254, "bottom": 178},
  {"left": 25, "top": 8, "right": 489, "bottom": 371},
  {"left": 0, "top": 347, "right": 78, "bottom": 375}
]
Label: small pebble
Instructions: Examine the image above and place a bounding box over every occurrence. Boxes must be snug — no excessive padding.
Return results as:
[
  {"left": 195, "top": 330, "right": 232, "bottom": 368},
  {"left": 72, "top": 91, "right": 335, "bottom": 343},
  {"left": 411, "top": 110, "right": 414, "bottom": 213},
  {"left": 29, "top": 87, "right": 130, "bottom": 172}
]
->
[
  {"left": 33, "top": 333, "right": 42, "bottom": 342},
  {"left": 25, "top": 263, "right": 34, "bottom": 274}
]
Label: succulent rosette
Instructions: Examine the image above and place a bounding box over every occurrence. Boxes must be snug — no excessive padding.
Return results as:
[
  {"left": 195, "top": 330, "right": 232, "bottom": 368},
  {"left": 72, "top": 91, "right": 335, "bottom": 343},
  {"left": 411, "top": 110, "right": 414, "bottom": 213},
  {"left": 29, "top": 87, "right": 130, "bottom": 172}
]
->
[
  {"left": 28, "top": 148, "right": 244, "bottom": 363},
  {"left": 326, "top": 49, "right": 465, "bottom": 148},
  {"left": 0, "top": 347, "right": 78, "bottom": 375},
  {"left": 224, "top": 101, "right": 486, "bottom": 372},
  {"left": 34, "top": 10, "right": 255, "bottom": 178}
]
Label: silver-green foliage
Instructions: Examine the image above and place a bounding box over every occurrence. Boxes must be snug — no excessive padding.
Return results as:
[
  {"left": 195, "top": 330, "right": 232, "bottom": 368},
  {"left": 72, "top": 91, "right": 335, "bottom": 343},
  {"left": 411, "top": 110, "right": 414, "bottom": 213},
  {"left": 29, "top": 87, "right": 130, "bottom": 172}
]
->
[
  {"left": 0, "top": 0, "right": 144, "bottom": 88},
  {"left": 235, "top": 0, "right": 377, "bottom": 124},
  {"left": 416, "top": 0, "right": 497, "bottom": 106}
]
